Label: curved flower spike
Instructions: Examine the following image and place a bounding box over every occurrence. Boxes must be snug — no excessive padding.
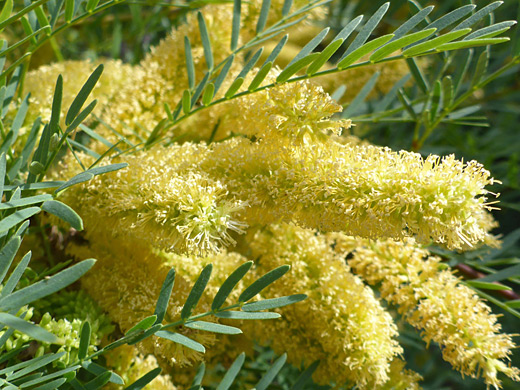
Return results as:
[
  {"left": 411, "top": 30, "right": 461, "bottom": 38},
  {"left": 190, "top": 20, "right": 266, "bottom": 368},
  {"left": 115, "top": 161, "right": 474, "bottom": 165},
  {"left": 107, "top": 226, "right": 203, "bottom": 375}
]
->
[{"left": 345, "top": 237, "right": 519, "bottom": 389}]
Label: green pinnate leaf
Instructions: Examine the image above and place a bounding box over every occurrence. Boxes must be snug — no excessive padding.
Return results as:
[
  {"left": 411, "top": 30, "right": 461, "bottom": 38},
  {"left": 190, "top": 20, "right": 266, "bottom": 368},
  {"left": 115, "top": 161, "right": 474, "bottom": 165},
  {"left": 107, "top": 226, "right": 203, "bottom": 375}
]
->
[{"left": 239, "top": 265, "right": 290, "bottom": 302}]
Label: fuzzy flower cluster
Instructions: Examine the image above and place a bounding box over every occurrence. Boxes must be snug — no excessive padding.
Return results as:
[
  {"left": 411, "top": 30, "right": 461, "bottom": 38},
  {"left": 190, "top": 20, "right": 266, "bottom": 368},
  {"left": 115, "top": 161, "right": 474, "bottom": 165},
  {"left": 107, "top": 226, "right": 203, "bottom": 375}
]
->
[
  {"left": 242, "top": 223, "right": 413, "bottom": 389},
  {"left": 56, "top": 147, "right": 247, "bottom": 255},
  {"left": 346, "top": 237, "right": 520, "bottom": 389},
  {"left": 201, "top": 137, "right": 498, "bottom": 250}
]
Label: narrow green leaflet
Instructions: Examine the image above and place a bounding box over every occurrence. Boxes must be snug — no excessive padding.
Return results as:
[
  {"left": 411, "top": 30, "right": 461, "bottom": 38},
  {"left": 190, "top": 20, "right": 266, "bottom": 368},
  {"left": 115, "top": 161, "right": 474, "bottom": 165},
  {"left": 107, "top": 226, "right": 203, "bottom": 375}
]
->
[
  {"left": 0, "top": 152, "right": 5, "bottom": 200},
  {"left": 65, "top": 65, "right": 103, "bottom": 126},
  {"left": 225, "top": 77, "right": 244, "bottom": 99},
  {"left": 402, "top": 28, "right": 472, "bottom": 57},
  {"left": 370, "top": 29, "right": 436, "bottom": 63},
  {"left": 338, "top": 34, "right": 394, "bottom": 69},
  {"left": 182, "top": 90, "right": 191, "bottom": 114},
  {"left": 254, "top": 353, "right": 287, "bottom": 390},
  {"left": 391, "top": 6, "right": 434, "bottom": 40},
  {"left": 83, "top": 371, "right": 111, "bottom": 390},
  {"left": 239, "top": 265, "right": 290, "bottom": 302},
  {"left": 198, "top": 12, "right": 213, "bottom": 70},
  {"left": 453, "top": 1, "right": 503, "bottom": 31},
  {"left": 307, "top": 39, "right": 344, "bottom": 75},
  {"left": 262, "top": 34, "right": 288, "bottom": 67},
  {"left": 436, "top": 37, "right": 509, "bottom": 52},
  {"left": 64, "top": 0, "right": 75, "bottom": 22},
  {"left": 0, "top": 0, "right": 13, "bottom": 26},
  {"left": 507, "top": 300, "right": 520, "bottom": 309},
  {"left": 184, "top": 37, "right": 195, "bottom": 90},
  {"left": 154, "top": 267, "right": 176, "bottom": 323},
  {"left": 0, "top": 259, "right": 96, "bottom": 311},
  {"left": 212, "top": 261, "right": 253, "bottom": 310},
  {"left": 0, "top": 313, "right": 58, "bottom": 343},
  {"left": 276, "top": 53, "right": 320, "bottom": 83},
  {"left": 478, "top": 263, "right": 520, "bottom": 283},
  {"left": 191, "top": 363, "right": 205, "bottom": 387},
  {"left": 0, "top": 194, "right": 52, "bottom": 210},
  {"left": 290, "top": 360, "right": 320, "bottom": 390},
  {"left": 41, "top": 200, "right": 83, "bottom": 230},
  {"left": 81, "top": 361, "right": 124, "bottom": 385},
  {"left": 231, "top": 0, "right": 241, "bottom": 51},
  {"left": 184, "top": 321, "right": 242, "bottom": 335},
  {"left": 0, "top": 236, "right": 21, "bottom": 284},
  {"left": 191, "top": 72, "right": 210, "bottom": 107},
  {"left": 1, "top": 251, "right": 31, "bottom": 297},
  {"left": 214, "top": 311, "right": 281, "bottom": 320},
  {"left": 0, "top": 349, "right": 49, "bottom": 375},
  {"left": 472, "top": 49, "right": 489, "bottom": 87},
  {"left": 343, "top": 71, "right": 380, "bottom": 117},
  {"left": 242, "top": 294, "right": 307, "bottom": 312},
  {"left": 7, "top": 93, "right": 30, "bottom": 149},
  {"left": 256, "top": 0, "right": 271, "bottom": 33},
  {"left": 55, "top": 163, "right": 128, "bottom": 193},
  {"left": 213, "top": 55, "right": 235, "bottom": 96},
  {"left": 465, "top": 21, "right": 516, "bottom": 40},
  {"left": 29, "top": 378, "right": 68, "bottom": 390},
  {"left": 125, "top": 368, "right": 161, "bottom": 390},
  {"left": 466, "top": 280, "right": 512, "bottom": 291},
  {"left": 248, "top": 62, "right": 273, "bottom": 91},
  {"left": 0, "top": 207, "right": 40, "bottom": 234},
  {"left": 4, "top": 353, "right": 65, "bottom": 381},
  {"left": 286, "top": 27, "right": 329, "bottom": 68},
  {"left": 202, "top": 83, "right": 215, "bottom": 105},
  {"left": 86, "top": 0, "right": 101, "bottom": 12},
  {"left": 424, "top": 4, "right": 475, "bottom": 33},
  {"left": 155, "top": 331, "right": 205, "bottom": 353},
  {"left": 181, "top": 264, "right": 213, "bottom": 319},
  {"left": 340, "top": 2, "right": 390, "bottom": 59},
  {"left": 282, "top": 0, "right": 292, "bottom": 17},
  {"left": 216, "top": 353, "right": 245, "bottom": 390},
  {"left": 126, "top": 315, "right": 158, "bottom": 336},
  {"left": 78, "top": 321, "right": 91, "bottom": 360}
]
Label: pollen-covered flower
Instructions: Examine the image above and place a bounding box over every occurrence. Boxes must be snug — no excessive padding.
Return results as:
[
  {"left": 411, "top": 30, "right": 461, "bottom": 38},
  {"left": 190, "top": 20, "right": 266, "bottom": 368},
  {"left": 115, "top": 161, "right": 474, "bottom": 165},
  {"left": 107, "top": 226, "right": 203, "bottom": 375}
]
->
[
  {"left": 241, "top": 223, "right": 402, "bottom": 389},
  {"left": 217, "top": 72, "right": 351, "bottom": 141},
  {"left": 347, "top": 237, "right": 520, "bottom": 389},
  {"left": 57, "top": 147, "right": 246, "bottom": 256},
  {"left": 203, "top": 137, "right": 498, "bottom": 250}
]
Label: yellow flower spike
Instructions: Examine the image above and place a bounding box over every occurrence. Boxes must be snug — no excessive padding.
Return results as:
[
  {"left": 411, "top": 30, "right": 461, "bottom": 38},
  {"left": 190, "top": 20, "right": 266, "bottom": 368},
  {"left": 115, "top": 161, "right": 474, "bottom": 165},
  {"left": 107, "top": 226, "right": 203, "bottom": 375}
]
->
[
  {"left": 347, "top": 237, "right": 520, "bottom": 389},
  {"left": 241, "top": 223, "right": 402, "bottom": 389},
  {"left": 203, "top": 137, "right": 499, "bottom": 250},
  {"left": 57, "top": 146, "right": 246, "bottom": 256}
]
